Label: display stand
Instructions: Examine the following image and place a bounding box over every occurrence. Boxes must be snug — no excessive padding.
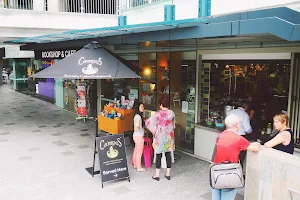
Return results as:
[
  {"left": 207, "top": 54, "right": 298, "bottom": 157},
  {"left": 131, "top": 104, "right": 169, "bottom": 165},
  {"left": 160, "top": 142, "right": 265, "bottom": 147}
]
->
[
  {"left": 75, "top": 80, "right": 93, "bottom": 122},
  {"left": 98, "top": 106, "right": 135, "bottom": 134}
]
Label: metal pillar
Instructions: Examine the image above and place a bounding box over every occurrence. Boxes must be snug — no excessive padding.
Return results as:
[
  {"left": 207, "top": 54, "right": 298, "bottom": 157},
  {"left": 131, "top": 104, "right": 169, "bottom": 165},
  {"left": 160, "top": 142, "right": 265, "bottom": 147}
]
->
[
  {"left": 118, "top": 16, "right": 127, "bottom": 26},
  {"left": 198, "top": 0, "right": 211, "bottom": 18},
  {"left": 164, "top": 5, "right": 175, "bottom": 21}
]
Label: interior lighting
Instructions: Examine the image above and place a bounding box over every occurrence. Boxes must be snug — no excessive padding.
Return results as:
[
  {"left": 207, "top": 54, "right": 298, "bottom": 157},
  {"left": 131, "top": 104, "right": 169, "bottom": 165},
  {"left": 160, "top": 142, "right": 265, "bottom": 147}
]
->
[
  {"left": 144, "top": 68, "right": 151, "bottom": 75},
  {"left": 145, "top": 41, "right": 151, "bottom": 46}
]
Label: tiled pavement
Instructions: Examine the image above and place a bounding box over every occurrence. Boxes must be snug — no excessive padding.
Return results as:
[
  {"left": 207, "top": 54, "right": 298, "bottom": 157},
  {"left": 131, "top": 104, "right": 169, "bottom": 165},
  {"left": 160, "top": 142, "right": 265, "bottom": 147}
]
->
[{"left": 0, "top": 84, "right": 244, "bottom": 200}]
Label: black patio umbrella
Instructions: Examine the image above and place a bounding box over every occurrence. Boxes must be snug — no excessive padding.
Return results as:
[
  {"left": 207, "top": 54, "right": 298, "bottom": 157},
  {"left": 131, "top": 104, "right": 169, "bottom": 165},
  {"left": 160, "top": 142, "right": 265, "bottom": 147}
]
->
[
  {"left": 33, "top": 41, "right": 140, "bottom": 79},
  {"left": 32, "top": 41, "right": 140, "bottom": 177}
]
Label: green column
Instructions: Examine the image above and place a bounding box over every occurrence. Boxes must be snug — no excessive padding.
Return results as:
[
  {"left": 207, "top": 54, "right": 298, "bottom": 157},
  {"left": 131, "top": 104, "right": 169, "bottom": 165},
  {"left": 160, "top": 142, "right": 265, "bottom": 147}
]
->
[
  {"left": 54, "top": 60, "right": 64, "bottom": 108},
  {"left": 55, "top": 78, "right": 64, "bottom": 108},
  {"left": 12, "top": 59, "right": 17, "bottom": 90}
]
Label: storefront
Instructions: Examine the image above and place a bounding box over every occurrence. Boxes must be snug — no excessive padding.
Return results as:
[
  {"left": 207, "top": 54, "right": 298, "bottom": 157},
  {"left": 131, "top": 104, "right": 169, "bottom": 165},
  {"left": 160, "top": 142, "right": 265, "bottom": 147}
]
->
[
  {"left": 33, "top": 48, "right": 79, "bottom": 109},
  {"left": 11, "top": 6, "right": 300, "bottom": 157}
]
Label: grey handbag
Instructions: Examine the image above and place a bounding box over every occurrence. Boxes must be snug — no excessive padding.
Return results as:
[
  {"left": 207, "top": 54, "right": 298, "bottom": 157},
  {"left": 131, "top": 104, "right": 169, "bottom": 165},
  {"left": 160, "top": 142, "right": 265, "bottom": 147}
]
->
[{"left": 209, "top": 133, "right": 244, "bottom": 189}]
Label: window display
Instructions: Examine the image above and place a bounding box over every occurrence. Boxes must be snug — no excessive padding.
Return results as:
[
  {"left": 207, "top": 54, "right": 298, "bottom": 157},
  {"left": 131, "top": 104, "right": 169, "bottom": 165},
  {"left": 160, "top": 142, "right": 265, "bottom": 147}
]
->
[{"left": 199, "top": 60, "right": 291, "bottom": 133}]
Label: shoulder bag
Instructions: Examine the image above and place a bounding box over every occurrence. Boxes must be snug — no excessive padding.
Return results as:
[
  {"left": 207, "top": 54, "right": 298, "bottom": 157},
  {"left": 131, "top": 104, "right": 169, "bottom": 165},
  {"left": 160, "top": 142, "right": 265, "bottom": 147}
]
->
[{"left": 209, "top": 133, "right": 244, "bottom": 189}]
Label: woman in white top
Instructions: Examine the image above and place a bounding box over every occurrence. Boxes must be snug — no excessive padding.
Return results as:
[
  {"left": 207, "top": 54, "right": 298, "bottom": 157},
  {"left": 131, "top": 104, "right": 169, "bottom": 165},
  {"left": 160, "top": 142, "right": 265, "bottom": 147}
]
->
[{"left": 132, "top": 102, "right": 146, "bottom": 172}]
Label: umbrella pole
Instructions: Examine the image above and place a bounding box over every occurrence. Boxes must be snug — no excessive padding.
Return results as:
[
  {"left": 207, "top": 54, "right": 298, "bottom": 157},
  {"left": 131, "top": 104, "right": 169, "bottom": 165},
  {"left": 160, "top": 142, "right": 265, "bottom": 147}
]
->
[{"left": 92, "top": 79, "right": 98, "bottom": 177}]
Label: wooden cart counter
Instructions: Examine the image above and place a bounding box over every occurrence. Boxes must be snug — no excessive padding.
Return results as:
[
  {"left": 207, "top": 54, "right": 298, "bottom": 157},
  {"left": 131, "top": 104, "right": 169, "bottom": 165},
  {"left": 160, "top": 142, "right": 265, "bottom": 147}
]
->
[{"left": 98, "top": 106, "right": 135, "bottom": 134}]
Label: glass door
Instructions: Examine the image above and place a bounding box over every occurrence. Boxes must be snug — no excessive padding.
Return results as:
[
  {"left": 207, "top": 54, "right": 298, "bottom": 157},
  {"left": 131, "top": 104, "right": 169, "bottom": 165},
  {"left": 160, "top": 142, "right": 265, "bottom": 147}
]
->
[{"left": 170, "top": 52, "right": 197, "bottom": 153}]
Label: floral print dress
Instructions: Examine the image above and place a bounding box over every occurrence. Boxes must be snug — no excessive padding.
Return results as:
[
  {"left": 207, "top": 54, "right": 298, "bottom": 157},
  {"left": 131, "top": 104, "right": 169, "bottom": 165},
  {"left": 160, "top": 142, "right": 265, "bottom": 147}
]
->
[{"left": 145, "top": 109, "right": 175, "bottom": 154}]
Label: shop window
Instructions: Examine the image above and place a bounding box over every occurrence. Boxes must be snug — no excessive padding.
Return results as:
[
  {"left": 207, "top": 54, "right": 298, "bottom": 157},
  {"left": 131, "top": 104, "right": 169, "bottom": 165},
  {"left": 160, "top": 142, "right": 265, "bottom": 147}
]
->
[
  {"left": 199, "top": 60, "right": 291, "bottom": 133},
  {"left": 139, "top": 52, "right": 157, "bottom": 113},
  {"left": 101, "top": 52, "right": 139, "bottom": 110}
]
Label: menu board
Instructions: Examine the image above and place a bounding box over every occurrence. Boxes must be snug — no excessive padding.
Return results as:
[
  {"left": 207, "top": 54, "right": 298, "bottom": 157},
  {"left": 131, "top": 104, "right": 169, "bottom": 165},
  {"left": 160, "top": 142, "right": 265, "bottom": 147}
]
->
[{"left": 96, "top": 135, "right": 129, "bottom": 183}]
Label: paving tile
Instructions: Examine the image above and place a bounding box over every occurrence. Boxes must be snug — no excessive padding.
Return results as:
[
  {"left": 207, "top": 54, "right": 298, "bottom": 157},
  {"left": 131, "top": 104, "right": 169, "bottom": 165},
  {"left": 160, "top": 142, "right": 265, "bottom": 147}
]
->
[
  {"left": 201, "top": 192, "right": 244, "bottom": 200},
  {"left": 57, "top": 123, "right": 65, "bottom": 126},
  {"left": 52, "top": 141, "right": 68, "bottom": 147},
  {"left": 32, "top": 130, "right": 42, "bottom": 133},
  {"left": 53, "top": 125, "right": 61, "bottom": 128},
  {"left": 78, "top": 145, "right": 89, "bottom": 149},
  {"left": 3, "top": 112, "right": 10, "bottom": 114},
  {"left": 28, "top": 148, "right": 41, "bottom": 152},
  {"left": 61, "top": 151, "right": 74, "bottom": 156},
  {"left": 80, "top": 129, "right": 89, "bottom": 132},
  {"left": 38, "top": 125, "right": 47, "bottom": 128},
  {"left": 24, "top": 116, "right": 32, "bottom": 118},
  {"left": 52, "top": 133, "right": 62, "bottom": 136},
  {"left": 112, "top": 186, "right": 132, "bottom": 195},
  {"left": 80, "top": 133, "right": 90, "bottom": 137},
  {"left": 68, "top": 123, "right": 76, "bottom": 125},
  {"left": 6, "top": 123, "right": 15, "bottom": 125},
  {"left": 0, "top": 132, "right": 10, "bottom": 135},
  {"left": 0, "top": 139, "right": 8, "bottom": 142},
  {"left": 18, "top": 156, "right": 32, "bottom": 161}
]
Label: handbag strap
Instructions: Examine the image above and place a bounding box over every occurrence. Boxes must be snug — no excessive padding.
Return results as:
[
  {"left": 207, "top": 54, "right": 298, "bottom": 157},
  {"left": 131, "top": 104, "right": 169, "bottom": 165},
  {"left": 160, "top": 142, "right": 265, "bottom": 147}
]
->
[{"left": 211, "top": 133, "right": 220, "bottom": 162}]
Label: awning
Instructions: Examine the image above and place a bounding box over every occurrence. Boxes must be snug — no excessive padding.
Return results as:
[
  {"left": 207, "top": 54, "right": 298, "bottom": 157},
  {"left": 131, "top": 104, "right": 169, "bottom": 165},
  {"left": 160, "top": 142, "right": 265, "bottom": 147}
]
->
[
  {"left": 5, "top": 7, "right": 300, "bottom": 50},
  {"left": 33, "top": 41, "right": 140, "bottom": 79},
  {"left": 7, "top": 18, "right": 207, "bottom": 44}
]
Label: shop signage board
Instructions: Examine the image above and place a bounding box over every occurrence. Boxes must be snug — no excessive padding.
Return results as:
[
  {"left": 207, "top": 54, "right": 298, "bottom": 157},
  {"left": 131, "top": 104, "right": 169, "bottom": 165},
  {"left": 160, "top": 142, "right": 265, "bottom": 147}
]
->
[
  {"left": 35, "top": 49, "right": 79, "bottom": 59},
  {"left": 96, "top": 135, "right": 130, "bottom": 188}
]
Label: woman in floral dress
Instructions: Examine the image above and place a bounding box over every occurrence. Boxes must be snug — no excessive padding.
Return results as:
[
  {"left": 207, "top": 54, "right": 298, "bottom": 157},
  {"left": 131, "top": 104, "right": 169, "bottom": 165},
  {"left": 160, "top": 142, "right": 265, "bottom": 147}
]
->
[{"left": 146, "top": 97, "right": 175, "bottom": 181}]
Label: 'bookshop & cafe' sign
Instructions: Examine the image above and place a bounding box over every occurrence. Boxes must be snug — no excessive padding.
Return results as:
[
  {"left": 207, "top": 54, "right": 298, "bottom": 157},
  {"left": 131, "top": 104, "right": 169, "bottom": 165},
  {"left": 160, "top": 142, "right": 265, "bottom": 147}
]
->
[{"left": 35, "top": 49, "right": 79, "bottom": 59}]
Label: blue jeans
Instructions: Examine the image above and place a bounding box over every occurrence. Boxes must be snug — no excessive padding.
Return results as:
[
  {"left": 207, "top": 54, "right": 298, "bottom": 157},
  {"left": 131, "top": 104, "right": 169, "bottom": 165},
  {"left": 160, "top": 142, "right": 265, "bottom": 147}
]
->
[{"left": 212, "top": 188, "right": 237, "bottom": 200}]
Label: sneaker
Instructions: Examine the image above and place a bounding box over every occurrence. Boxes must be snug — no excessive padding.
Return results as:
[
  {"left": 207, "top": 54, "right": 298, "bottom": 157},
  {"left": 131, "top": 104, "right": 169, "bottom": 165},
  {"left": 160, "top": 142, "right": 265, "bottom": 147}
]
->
[{"left": 137, "top": 168, "right": 146, "bottom": 172}]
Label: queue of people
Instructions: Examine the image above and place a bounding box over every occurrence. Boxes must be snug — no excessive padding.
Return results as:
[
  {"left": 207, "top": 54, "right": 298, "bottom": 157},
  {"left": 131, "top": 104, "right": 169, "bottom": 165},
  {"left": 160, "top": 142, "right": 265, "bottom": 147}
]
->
[{"left": 132, "top": 97, "right": 176, "bottom": 181}]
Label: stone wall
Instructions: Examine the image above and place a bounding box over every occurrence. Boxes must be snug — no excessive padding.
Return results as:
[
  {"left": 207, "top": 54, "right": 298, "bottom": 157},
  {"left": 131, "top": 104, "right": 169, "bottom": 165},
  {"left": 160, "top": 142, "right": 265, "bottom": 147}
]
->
[{"left": 245, "top": 146, "right": 300, "bottom": 200}]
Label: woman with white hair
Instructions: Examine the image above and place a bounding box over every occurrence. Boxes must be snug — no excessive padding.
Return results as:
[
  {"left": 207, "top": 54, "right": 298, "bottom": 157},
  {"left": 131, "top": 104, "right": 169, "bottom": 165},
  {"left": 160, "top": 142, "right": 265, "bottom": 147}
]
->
[{"left": 211, "top": 114, "right": 260, "bottom": 200}]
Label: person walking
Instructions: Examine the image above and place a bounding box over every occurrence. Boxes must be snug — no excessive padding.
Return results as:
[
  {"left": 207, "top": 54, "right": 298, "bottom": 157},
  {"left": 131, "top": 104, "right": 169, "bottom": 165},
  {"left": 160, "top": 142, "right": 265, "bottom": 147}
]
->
[
  {"left": 146, "top": 97, "right": 175, "bottom": 181},
  {"left": 132, "top": 102, "right": 146, "bottom": 172},
  {"left": 212, "top": 114, "right": 260, "bottom": 200}
]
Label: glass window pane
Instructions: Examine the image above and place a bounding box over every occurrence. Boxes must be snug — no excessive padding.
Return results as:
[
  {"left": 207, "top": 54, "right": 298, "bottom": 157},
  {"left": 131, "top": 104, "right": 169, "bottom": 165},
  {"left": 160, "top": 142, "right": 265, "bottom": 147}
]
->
[
  {"left": 139, "top": 52, "right": 157, "bottom": 112},
  {"left": 170, "top": 51, "right": 196, "bottom": 153}
]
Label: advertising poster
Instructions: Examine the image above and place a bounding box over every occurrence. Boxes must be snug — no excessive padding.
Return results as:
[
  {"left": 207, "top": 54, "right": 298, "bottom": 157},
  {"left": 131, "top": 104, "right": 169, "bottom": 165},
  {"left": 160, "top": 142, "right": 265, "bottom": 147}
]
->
[
  {"left": 96, "top": 135, "right": 129, "bottom": 183},
  {"left": 76, "top": 82, "right": 87, "bottom": 116}
]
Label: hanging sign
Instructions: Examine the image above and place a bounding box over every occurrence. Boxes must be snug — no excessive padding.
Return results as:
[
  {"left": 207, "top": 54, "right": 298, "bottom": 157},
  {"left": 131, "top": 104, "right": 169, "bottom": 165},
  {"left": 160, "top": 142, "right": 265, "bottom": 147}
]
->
[{"left": 96, "top": 135, "right": 130, "bottom": 186}]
